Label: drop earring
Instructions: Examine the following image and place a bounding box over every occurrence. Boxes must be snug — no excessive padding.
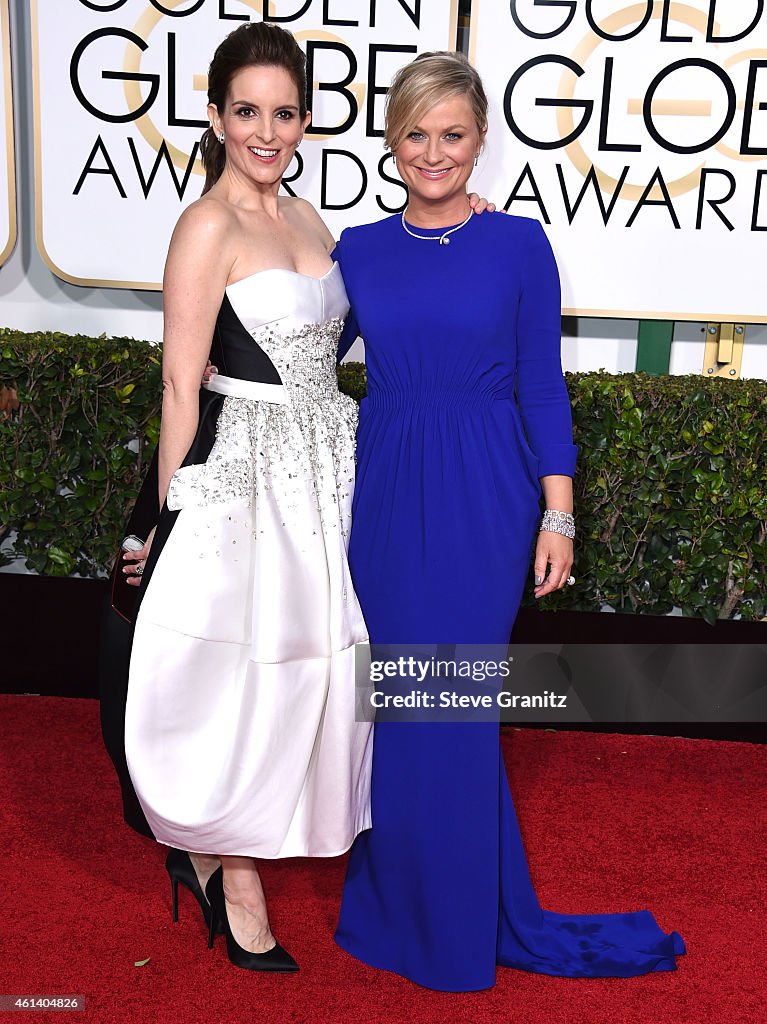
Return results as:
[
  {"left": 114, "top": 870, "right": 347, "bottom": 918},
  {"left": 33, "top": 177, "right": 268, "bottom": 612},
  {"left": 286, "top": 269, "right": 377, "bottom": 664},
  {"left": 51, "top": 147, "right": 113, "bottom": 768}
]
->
[
  {"left": 474, "top": 153, "right": 479, "bottom": 167},
  {"left": 218, "top": 132, "right": 225, "bottom": 144}
]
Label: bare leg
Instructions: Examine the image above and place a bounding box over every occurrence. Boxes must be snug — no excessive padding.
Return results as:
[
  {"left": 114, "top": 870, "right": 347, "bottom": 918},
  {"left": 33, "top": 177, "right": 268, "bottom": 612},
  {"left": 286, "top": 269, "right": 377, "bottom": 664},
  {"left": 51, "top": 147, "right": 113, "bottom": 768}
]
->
[
  {"left": 188, "top": 853, "right": 220, "bottom": 898},
  {"left": 219, "top": 856, "right": 275, "bottom": 954}
]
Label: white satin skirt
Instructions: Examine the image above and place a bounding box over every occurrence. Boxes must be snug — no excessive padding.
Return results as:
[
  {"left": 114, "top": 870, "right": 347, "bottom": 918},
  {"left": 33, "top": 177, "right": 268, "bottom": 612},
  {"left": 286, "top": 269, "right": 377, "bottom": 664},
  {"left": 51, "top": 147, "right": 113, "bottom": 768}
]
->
[{"left": 124, "top": 388, "right": 372, "bottom": 857}]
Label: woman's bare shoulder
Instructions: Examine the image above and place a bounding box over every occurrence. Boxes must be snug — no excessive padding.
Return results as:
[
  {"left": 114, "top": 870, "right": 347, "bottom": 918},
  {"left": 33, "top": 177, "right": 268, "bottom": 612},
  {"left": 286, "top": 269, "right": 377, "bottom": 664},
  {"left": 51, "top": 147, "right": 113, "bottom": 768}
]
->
[
  {"left": 163, "top": 195, "right": 239, "bottom": 291},
  {"left": 171, "top": 193, "right": 238, "bottom": 243}
]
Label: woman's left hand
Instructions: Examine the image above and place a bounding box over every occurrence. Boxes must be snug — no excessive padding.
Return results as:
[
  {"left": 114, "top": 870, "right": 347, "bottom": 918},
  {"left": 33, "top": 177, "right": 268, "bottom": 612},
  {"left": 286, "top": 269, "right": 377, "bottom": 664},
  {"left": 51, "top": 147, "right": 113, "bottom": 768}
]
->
[
  {"left": 122, "top": 526, "right": 156, "bottom": 588},
  {"left": 533, "top": 532, "right": 574, "bottom": 598},
  {"left": 468, "top": 193, "right": 498, "bottom": 214}
]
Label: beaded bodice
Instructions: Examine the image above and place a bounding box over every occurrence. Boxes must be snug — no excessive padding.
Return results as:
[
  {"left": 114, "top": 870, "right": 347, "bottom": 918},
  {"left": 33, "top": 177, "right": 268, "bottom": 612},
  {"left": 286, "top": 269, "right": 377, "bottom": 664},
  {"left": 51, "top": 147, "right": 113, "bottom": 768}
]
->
[
  {"left": 252, "top": 316, "right": 346, "bottom": 402},
  {"left": 167, "top": 264, "right": 357, "bottom": 540}
]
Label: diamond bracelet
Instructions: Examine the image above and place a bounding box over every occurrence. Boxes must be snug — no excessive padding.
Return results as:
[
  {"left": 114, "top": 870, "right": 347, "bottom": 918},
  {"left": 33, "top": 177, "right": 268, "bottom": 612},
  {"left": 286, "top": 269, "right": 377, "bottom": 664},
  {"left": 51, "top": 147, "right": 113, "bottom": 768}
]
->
[{"left": 539, "top": 509, "right": 575, "bottom": 539}]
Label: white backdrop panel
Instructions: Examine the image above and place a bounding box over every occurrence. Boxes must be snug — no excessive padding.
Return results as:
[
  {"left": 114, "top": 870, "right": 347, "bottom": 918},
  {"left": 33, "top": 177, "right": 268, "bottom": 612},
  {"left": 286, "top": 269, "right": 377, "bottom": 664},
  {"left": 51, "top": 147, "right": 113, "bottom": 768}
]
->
[
  {"left": 470, "top": 0, "right": 767, "bottom": 322},
  {"left": 0, "top": 0, "right": 16, "bottom": 266},
  {"left": 32, "top": 0, "right": 457, "bottom": 289}
]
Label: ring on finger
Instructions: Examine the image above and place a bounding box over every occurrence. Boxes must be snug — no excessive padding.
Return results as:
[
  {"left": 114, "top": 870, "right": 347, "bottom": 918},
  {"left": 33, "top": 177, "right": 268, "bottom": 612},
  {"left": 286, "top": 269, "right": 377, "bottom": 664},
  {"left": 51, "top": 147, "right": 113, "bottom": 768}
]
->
[{"left": 135, "top": 561, "right": 145, "bottom": 576}]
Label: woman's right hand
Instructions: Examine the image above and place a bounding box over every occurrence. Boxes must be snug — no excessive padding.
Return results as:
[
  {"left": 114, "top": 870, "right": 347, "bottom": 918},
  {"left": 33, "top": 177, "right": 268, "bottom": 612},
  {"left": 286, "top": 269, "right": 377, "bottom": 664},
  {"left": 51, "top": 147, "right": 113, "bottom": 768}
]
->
[
  {"left": 202, "top": 361, "right": 218, "bottom": 385},
  {"left": 122, "top": 526, "right": 156, "bottom": 587}
]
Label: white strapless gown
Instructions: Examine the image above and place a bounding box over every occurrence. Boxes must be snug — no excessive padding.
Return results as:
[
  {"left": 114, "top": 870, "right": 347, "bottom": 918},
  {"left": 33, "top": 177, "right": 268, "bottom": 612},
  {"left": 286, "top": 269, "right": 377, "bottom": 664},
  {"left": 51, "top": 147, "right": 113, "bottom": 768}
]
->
[{"left": 125, "top": 264, "right": 372, "bottom": 857}]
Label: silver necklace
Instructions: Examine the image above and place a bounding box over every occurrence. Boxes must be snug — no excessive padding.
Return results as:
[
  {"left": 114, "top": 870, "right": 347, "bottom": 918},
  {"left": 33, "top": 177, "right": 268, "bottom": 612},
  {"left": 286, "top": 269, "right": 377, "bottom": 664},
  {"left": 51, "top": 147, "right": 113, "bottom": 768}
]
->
[{"left": 401, "top": 206, "right": 474, "bottom": 246}]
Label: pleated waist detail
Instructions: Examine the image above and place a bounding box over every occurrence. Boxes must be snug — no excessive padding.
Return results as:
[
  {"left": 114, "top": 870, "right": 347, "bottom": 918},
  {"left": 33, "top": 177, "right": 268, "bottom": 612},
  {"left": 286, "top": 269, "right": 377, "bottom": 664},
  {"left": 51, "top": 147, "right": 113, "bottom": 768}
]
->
[{"left": 364, "top": 387, "right": 514, "bottom": 412}]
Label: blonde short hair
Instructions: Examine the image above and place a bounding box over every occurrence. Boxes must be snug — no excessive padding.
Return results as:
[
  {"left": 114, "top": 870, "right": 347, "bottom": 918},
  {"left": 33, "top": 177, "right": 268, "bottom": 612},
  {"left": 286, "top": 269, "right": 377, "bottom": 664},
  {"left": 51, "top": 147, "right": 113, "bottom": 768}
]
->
[{"left": 384, "top": 51, "right": 488, "bottom": 153}]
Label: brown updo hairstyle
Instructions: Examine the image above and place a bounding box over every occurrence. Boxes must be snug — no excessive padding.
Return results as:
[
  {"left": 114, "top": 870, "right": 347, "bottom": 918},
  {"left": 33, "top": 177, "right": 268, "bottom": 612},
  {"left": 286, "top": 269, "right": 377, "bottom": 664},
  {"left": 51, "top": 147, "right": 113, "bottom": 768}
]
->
[
  {"left": 384, "top": 51, "right": 488, "bottom": 154},
  {"left": 199, "top": 22, "right": 308, "bottom": 194}
]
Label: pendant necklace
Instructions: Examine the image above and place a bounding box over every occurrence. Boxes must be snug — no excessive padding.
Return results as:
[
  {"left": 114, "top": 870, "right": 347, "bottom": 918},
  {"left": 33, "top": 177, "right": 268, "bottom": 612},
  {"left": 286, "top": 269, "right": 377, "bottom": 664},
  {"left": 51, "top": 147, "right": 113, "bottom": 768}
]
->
[{"left": 401, "top": 206, "right": 473, "bottom": 246}]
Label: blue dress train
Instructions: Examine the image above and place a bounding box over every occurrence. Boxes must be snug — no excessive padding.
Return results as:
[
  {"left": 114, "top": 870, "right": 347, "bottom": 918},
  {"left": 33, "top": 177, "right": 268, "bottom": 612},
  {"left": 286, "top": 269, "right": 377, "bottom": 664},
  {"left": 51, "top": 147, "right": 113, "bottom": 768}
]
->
[{"left": 332, "top": 212, "right": 684, "bottom": 991}]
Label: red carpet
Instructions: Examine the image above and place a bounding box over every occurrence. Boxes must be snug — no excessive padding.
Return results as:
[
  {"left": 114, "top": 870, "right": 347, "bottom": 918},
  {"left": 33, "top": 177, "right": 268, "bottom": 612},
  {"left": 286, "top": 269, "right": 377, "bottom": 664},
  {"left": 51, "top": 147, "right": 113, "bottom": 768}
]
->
[{"left": 1, "top": 696, "right": 764, "bottom": 1024}]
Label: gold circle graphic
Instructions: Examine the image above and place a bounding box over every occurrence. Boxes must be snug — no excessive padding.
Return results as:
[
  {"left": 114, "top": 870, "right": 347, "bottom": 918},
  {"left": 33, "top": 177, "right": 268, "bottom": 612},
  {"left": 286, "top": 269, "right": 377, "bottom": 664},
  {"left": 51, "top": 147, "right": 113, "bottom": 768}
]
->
[
  {"left": 556, "top": 2, "right": 722, "bottom": 202},
  {"left": 716, "top": 48, "right": 767, "bottom": 162},
  {"left": 122, "top": 6, "right": 367, "bottom": 173}
]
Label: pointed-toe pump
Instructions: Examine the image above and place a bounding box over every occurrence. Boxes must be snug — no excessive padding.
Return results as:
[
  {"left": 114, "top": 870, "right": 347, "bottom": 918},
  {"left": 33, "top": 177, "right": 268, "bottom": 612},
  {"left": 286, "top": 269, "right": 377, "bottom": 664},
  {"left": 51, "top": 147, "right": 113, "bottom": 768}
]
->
[
  {"left": 205, "top": 866, "right": 299, "bottom": 973},
  {"left": 165, "top": 848, "right": 223, "bottom": 934}
]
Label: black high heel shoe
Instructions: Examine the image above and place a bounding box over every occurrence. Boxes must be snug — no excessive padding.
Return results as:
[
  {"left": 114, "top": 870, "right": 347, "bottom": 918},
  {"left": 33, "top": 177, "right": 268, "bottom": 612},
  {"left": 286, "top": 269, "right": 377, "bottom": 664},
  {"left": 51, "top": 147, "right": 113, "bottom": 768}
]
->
[
  {"left": 205, "top": 866, "right": 299, "bottom": 973},
  {"left": 165, "top": 848, "right": 223, "bottom": 934}
]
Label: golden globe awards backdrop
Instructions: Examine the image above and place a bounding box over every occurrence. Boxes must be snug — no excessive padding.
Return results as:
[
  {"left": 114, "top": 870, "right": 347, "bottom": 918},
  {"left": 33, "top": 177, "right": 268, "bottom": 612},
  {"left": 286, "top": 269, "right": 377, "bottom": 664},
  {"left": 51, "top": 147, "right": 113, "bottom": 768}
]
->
[
  {"left": 0, "top": 0, "right": 16, "bottom": 266},
  {"left": 32, "top": 0, "right": 457, "bottom": 289},
  {"left": 470, "top": 1, "right": 767, "bottom": 322}
]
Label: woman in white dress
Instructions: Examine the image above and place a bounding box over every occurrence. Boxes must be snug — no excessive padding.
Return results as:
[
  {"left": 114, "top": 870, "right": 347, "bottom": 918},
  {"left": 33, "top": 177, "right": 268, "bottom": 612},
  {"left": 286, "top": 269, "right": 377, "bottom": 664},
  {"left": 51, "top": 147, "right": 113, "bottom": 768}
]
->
[{"left": 119, "top": 22, "right": 372, "bottom": 972}]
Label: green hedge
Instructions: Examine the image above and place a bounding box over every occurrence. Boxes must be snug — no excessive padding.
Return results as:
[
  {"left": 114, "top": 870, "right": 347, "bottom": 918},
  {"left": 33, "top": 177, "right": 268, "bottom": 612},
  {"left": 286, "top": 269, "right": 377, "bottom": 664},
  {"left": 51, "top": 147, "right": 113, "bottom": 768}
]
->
[
  {"left": 1, "top": 328, "right": 766, "bottom": 623},
  {"left": 549, "top": 373, "right": 767, "bottom": 623},
  {"left": 0, "top": 331, "right": 162, "bottom": 577}
]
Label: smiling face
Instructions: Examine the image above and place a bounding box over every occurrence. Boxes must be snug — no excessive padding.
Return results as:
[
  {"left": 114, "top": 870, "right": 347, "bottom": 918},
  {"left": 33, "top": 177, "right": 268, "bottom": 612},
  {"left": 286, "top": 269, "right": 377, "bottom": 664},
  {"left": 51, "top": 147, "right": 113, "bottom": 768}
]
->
[
  {"left": 208, "top": 64, "right": 310, "bottom": 191},
  {"left": 393, "top": 93, "right": 485, "bottom": 213}
]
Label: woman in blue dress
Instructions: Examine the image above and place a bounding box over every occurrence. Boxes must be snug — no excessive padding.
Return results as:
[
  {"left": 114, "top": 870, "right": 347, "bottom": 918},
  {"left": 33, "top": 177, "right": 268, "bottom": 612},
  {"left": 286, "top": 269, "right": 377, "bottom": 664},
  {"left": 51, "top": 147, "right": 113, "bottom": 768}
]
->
[{"left": 333, "top": 52, "right": 685, "bottom": 992}]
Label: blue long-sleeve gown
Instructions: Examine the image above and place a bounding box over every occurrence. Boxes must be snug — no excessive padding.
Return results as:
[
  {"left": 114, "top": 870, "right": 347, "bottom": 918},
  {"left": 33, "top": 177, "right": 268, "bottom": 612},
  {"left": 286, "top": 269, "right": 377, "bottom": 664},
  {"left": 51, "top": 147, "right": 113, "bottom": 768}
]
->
[{"left": 332, "top": 211, "right": 684, "bottom": 991}]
